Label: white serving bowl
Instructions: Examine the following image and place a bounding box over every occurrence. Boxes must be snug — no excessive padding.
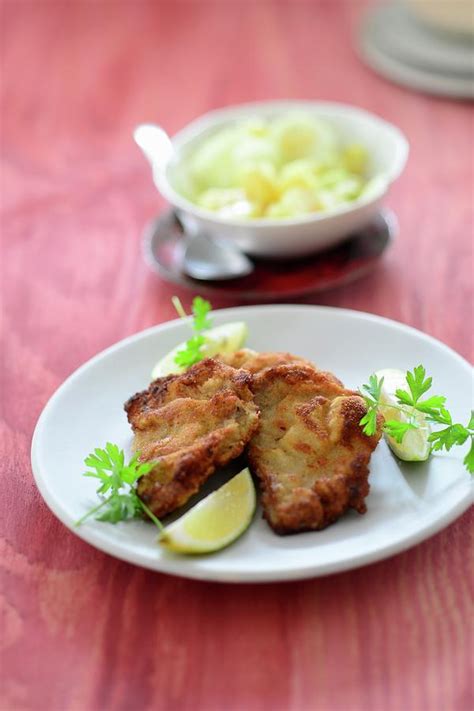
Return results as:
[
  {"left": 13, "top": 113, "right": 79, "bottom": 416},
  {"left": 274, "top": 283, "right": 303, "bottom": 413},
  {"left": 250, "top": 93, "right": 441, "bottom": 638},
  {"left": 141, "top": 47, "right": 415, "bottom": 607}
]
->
[{"left": 153, "top": 101, "right": 409, "bottom": 258}]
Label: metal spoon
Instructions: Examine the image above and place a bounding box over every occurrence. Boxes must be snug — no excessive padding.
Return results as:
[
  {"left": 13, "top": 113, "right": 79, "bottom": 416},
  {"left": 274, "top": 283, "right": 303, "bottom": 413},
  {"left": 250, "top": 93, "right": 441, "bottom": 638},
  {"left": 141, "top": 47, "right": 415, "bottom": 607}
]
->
[{"left": 134, "top": 124, "right": 254, "bottom": 280}]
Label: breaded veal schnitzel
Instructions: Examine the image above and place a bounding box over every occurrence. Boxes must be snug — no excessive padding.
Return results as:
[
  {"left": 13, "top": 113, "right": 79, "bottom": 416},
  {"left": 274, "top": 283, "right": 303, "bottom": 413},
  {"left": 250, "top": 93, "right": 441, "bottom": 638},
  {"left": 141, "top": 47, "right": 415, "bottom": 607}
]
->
[
  {"left": 124, "top": 358, "right": 259, "bottom": 518},
  {"left": 248, "top": 364, "right": 383, "bottom": 534},
  {"left": 217, "top": 348, "right": 315, "bottom": 374},
  {"left": 124, "top": 352, "right": 382, "bottom": 534}
]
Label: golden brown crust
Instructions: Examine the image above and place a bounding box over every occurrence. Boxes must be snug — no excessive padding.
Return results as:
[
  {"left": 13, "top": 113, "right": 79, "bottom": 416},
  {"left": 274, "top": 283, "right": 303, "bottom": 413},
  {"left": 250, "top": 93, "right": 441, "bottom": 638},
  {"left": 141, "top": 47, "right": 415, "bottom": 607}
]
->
[
  {"left": 248, "top": 364, "right": 382, "bottom": 535},
  {"left": 216, "top": 349, "right": 320, "bottom": 376},
  {"left": 124, "top": 359, "right": 259, "bottom": 518}
]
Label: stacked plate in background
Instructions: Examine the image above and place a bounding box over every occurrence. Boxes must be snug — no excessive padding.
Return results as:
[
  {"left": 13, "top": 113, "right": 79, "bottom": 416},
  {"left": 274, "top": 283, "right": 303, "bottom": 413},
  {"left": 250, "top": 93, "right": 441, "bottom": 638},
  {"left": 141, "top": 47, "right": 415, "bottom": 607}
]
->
[{"left": 359, "top": 1, "right": 474, "bottom": 99}]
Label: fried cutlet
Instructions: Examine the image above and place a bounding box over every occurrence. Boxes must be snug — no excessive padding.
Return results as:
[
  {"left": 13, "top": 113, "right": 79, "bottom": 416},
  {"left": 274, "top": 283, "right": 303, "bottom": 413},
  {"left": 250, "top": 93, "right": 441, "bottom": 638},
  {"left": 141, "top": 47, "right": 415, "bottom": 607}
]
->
[
  {"left": 124, "top": 358, "right": 259, "bottom": 518},
  {"left": 248, "top": 364, "right": 383, "bottom": 534},
  {"left": 217, "top": 348, "right": 317, "bottom": 374}
]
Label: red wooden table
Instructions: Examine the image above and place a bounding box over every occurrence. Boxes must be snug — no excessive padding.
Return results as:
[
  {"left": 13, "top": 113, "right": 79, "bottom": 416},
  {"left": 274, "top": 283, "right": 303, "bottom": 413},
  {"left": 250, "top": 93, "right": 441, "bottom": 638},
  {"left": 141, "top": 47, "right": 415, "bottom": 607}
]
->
[{"left": 1, "top": 2, "right": 473, "bottom": 710}]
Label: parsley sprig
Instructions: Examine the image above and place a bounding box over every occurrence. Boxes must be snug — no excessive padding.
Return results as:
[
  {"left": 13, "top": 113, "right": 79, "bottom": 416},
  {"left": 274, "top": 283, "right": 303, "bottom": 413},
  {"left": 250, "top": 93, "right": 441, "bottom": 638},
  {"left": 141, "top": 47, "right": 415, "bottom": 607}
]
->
[
  {"left": 76, "top": 443, "right": 163, "bottom": 530},
  {"left": 173, "top": 296, "right": 213, "bottom": 368},
  {"left": 360, "top": 366, "right": 474, "bottom": 474},
  {"left": 359, "top": 374, "right": 385, "bottom": 438}
]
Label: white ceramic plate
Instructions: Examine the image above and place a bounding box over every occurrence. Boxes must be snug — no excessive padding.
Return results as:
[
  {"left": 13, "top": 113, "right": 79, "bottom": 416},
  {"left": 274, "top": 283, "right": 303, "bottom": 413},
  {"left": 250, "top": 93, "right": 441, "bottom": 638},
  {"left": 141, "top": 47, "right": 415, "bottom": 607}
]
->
[{"left": 31, "top": 306, "right": 473, "bottom": 583}]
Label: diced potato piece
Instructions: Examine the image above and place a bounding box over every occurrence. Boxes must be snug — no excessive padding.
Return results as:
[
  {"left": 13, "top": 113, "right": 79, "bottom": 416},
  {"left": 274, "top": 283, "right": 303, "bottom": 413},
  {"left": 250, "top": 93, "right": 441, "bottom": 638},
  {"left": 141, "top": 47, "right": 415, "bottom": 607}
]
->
[
  {"left": 278, "top": 159, "right": 319, "bottom": 192},
  {"left": 233, "top": 135, "right": 279, "bottom": 168},
  {"left": 238, "top": 161, "right": 279, "bottom": 208},
  {"left": 266, "top": 187, "right": 319, "bottom": 218},
  {"left": 271, "top": 113, "right": 318, "bottom": 162},
  {"left": 343, "top": 144, "right": 368, "bottom": 175}
]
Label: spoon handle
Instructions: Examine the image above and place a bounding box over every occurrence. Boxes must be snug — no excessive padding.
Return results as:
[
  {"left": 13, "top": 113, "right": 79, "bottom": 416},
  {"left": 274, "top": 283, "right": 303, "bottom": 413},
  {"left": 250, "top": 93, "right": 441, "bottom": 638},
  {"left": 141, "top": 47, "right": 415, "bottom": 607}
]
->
[{"left": 133, "top": 123, "right": 173, "bottom": 172}]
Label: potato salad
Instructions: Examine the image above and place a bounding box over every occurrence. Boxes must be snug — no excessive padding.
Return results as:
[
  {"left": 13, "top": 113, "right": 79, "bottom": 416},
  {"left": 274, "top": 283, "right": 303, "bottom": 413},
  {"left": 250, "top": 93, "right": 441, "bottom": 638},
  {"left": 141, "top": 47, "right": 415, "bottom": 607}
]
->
[{"left": 177, "top": 112, "right": 372, "bottom": 219}]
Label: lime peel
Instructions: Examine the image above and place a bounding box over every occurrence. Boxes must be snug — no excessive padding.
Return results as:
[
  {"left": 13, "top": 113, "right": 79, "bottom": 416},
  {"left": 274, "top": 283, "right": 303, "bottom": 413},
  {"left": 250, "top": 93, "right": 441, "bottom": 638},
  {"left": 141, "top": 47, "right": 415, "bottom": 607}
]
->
[{"left": 159, "top": 468, "right": 256, "bottom": 554}]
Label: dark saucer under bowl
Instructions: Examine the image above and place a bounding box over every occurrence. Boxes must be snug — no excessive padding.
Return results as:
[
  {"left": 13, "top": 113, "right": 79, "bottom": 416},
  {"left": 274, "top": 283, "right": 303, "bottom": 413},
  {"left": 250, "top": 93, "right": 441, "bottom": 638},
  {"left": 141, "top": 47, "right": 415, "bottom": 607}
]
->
[{"left": 143, "top": 209, "right": 397, "bottom": 302}]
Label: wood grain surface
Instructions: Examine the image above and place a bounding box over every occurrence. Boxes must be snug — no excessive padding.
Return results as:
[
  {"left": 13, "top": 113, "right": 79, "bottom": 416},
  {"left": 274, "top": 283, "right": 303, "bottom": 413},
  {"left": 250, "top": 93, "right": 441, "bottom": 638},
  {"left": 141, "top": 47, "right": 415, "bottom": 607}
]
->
[{"left": 1, "top": 1, "right": 473, "bottom": 710}]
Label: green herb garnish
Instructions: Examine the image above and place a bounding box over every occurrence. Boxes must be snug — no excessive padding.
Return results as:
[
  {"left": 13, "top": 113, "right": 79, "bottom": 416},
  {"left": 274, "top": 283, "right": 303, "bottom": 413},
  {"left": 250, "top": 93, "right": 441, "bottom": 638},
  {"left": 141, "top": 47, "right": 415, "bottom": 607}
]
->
[
  {"left": 76, "top": 442, "right": 163, "bottom": 530},
  {"left": 173, "top": 296, "right": 213, "bottom": 368},
  {"left": 359, "top": 373, "right": 385, "bottom": 438},
  {"left": 359, "top": 366, "right": 474, "bottom": 473}
]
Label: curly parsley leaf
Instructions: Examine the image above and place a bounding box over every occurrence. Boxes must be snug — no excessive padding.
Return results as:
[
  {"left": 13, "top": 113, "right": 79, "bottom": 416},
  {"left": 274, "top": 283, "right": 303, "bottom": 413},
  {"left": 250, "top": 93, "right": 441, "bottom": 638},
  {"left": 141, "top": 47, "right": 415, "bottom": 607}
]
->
[
  {"left": 173, "top": 296, "right": 213, "bottom": 368},
  {"left": 409, "top": 395, "right": 447, "bottom": 415},
  {"left": 428, "top": 423, "right": 470, "bottom": 451},
  {"left": 174, "top": 334, "right": 206, "bottom": 368},
  {"left": 96, "top": 492, "right": 141, "bottom": 523},
  {"left": 383, "top": 420, "right": 417, "bottom": 444},
  {"left": 359, "top": 374, "right": 384, "bottom": 436},
  {"left": 406, "top": 365, "right": 432, "bottom": 402},
  {"left": 362, "top": 373, "right": 384, "bottom": 402},
  {"left": 464, "top": 437, "right": 474, "bottom": 474},
  {"left": 395, "top": 366, "right": 446, "bottom": 414},
  {"left": 191, "top": 296, "right": 213, "bottom": 332},
  {"left": 359, "top": 407, "right": 379, "bottom": 437},
  {"left": 76, "top": 444, "right": 163, "bottom": 530},
  {"left": 426, "top": 406, "right": 452, "bottom": 427}
]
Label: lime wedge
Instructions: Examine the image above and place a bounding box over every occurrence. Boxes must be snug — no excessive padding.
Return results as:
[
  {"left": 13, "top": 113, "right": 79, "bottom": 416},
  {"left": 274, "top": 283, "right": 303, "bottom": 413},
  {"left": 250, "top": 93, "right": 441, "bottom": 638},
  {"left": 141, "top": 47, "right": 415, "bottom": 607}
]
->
[
  {"left": 159, "top": 468, "right": 256, "bottom": 554},
  {"left": 151, "top": 321, "right": 248, "bottom": 379},
  {"left": 375, "top": 368, "right": 431, "bottom": 462}
]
